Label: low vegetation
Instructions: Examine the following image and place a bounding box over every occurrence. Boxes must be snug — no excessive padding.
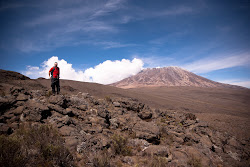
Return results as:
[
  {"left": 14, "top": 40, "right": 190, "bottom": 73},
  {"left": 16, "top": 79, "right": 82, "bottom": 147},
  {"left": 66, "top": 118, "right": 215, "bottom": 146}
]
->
[
  {"left": 187, "top": 155, "right": 202, "bottom": 167},
  {"left": 0, "top": 124, "right": 75, "bottom": 167},
  {"left": 149, "top": 156, "right": 168, "bottom": 167},
  {"left": 111, "top": 134, "right": 132, "bottom": 156},
  {"left": 92, "top": 150, "right": 111, "bottom": 167}
]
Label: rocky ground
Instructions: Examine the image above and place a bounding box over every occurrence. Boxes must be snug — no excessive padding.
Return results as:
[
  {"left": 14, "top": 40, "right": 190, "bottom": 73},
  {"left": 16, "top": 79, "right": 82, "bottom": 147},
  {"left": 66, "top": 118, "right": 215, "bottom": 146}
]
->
[{"left": 0, "top": 85, "right": 249, "bottom": 167}]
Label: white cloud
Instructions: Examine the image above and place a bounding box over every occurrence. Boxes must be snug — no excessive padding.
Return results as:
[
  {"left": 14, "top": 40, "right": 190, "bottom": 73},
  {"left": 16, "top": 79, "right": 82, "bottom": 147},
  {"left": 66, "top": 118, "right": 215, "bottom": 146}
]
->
[
  {"left": 23, "top": 56, "right": 144, "bottom": 84},
  {"left": 93, "top": 41, "right": 137, "bottom": 49},
  {"left": 218, "top": 79, "right": 250, "bottom": 88},
  {"left": 84, "top": 58, "right": 143, "bottom": 84},
  {"left": 182, "top": 52, "right": 250, "bottom": 73}
]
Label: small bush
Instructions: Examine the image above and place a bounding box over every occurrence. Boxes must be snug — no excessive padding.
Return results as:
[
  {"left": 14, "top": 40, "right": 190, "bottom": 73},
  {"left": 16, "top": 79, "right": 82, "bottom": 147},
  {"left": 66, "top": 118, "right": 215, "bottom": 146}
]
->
[
  {"left": 0, "top": 124, "right": 75, "bottom": 167},
  {"left": 46, "top": 90, "right": 53, "bottom": 97},
  {"left": 105, "top": 96, "right": 112, "bottom": 103},
  {"left": 92, "top": 150, "right": 110, "bottom": 167},
  {"left": 0, "top": 135, "right": 27, "bottom": 167},
  {"left": 187, "top": 155, "right": 202, "bottom": 167},
  {"left": 149, "top": 156, "right": 168, "bottom": 167},
  {"left": 112, "top": 134, "right": 132, "bottom": 156},
  {"left": 160, "top": 126, "right": 174, "bottom": 145}
]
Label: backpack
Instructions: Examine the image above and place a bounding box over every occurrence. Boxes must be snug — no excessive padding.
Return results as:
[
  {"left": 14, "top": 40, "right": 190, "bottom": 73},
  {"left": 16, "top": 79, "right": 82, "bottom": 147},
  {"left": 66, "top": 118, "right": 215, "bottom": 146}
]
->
[{"left": 51, "top": 67, "right": 59, "bottom": 78}]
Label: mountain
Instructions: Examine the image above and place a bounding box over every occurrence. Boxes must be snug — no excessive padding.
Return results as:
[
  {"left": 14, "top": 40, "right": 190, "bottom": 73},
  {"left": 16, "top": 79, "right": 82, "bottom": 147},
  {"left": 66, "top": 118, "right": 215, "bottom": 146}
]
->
[{"left": 110, "top": 66, "right": 241, "bottom": 89}]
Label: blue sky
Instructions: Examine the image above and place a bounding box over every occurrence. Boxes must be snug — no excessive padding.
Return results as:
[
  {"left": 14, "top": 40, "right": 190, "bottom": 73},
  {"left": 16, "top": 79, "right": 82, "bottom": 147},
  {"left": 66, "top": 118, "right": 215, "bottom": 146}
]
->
[{"left": 0, "top": 0, "right": 250, "bottom": 87}]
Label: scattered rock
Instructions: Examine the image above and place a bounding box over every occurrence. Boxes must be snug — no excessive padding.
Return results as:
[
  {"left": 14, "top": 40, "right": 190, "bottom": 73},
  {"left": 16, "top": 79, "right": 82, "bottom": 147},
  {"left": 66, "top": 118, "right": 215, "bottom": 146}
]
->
[
  {"left": 113, "top": 102, "right": 120, "bottom": 107},
  {"left": 0, "top": 123, "right": 13, "bottom": 134},
  {"left": 185, "top": 113, "right": 196, "bottom": 120},
  {"left": 59, "top": 126, "right": 76, "bottom": 136},
  {"left": 77, "top": 104, "right": 88, "bottom": 111},
  {"left": 16, "top": 93, "right": 29, "bottom": 101},
  {"left": 12, "top": 106, "right": 24, "bottom": 115},
  {"left": 122, "top": 156, "right": 134, "bottom": 165},
  {"left": 138, "top": 110, "right": 152, "bottom": 120},
  {"left": 0, "top": 85, "right": 248, "bottom": 167},
  {"left": 144, "top": 145, "right": 170, "bottom": 157},
  {"left": 133, "top": 121, "right": 160, "bottom": 143},
  {"left": 48, "top": 95, "right": 67, "bottom": 108}
]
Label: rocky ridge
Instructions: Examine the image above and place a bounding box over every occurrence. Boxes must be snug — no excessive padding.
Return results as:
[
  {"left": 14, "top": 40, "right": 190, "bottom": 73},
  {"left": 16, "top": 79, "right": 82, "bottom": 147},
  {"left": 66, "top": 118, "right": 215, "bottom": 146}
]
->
[{"left": 0, "top": 85, "right": 249, "bottom": 167}]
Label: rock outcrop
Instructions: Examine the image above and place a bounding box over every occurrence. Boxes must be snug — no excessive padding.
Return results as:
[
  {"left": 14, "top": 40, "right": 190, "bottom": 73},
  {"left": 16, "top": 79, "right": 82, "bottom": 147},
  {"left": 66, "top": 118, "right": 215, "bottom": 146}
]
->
[{"left": 0, "top": 85, "right": 249, "bottom": 167}]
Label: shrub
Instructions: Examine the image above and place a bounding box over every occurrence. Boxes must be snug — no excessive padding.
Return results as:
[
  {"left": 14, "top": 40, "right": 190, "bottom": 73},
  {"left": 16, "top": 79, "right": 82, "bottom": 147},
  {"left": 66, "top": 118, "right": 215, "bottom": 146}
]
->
[
  {"left": 0, "top": 124, "right": 75, "bottom": 167},
  {"left": 149, "top": 156, "right": 168, "bottom": 167},
  {"left": 187, "top": 155, "right": 202, "bottom": 167},
  {"left": 105, "top": 96, "right": 112, "bottom": 103},
  {"left": 92, "top": 150, "right": 110, "bottom": 167},
  {"left": 0, "top": 135, "right": 27, "bottom": 167},
  {"left": 112, "top": 134, "right": 132, "bottom": 156},
  {"left": 46, "top": 90, "right": 53, "bottom": 97},
  {"left": 160, "top": 126, "right": 174, "bottom": 145}
]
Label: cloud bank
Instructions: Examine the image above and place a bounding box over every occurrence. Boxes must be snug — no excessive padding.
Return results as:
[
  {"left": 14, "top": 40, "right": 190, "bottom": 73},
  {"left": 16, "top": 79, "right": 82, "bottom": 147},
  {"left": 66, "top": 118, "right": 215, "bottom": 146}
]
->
[
  {"left": 23, "top": 56, "right": 143, "bottom": 84},
  {"left": 182, "top": 52, "right": 250, "bottom": 73}
]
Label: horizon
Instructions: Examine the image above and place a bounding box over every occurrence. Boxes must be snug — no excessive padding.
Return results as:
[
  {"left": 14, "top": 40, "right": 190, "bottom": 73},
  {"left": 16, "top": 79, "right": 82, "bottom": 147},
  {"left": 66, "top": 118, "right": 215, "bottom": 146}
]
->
[{"left": 0, "top": 0, "right": 250, "bottom": 87}]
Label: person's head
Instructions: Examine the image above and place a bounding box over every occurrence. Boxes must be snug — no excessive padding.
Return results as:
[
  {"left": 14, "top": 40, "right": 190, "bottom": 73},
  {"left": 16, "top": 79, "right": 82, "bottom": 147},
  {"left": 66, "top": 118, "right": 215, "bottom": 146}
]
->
[{"left": 54, "top": 62, "right": 58, "bottom": 67}]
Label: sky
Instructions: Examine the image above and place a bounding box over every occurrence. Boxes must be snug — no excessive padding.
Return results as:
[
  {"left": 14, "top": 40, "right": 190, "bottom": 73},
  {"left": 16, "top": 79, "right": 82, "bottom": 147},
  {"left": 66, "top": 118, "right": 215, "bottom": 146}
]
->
[{"left": 0, "top": 0, "right": 250, "bottom": 87}]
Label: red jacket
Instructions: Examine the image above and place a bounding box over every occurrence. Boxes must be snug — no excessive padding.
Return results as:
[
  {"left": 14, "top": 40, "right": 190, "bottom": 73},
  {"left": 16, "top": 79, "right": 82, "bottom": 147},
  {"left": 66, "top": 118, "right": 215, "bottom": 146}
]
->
[{"left": 49, "top": 66, "right": 60, "bottom": 78}]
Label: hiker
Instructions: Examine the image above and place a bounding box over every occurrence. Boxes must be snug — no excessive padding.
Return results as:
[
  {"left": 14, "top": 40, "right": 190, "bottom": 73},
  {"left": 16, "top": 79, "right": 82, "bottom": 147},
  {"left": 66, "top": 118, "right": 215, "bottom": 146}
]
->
[{"left": 49, "top": 62, "right": 60, "bottom": 95}]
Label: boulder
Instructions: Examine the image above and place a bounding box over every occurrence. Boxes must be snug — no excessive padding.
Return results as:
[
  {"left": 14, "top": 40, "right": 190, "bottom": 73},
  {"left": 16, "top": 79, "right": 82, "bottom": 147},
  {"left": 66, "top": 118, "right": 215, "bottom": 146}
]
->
[
  {"left": 0, "top": 123, "right": 13, "bottom": 135},
  {"left": 59, "top": 126, "right": 77, "bottom": 136},
  {"left": 65, "top": 108, "right": 74, "bottom": 116},
  {"left": 0, "top": 96, "right": 16, "bottom": 113},
  {"left": 128, "top": 138, "right": 149, "bottom": 151},
  {"left": 122, "top": 156, "right": 134, "bottom": 165},
  {"left": 12, "top": 106, "right": 24, "bottom": 115},
  {"left": 23, "top": 100, "right": 50, "bottom": 121},
  {"left": 97, "top": 108, "right": 110, "bottom": 119},
  {"left": 185, "top": 113, "right": 196, "bottom": 120},
  {"left": 138, "top": 110, "right": 152, "bottom": 120},
  {"left": 48, "top": 95, "right": 67, "bottom": 107},
  {"left": 77, "top": 104, "right": 88, "bottom": 111},
  {"left": 113, "top": 102, "right": 121, "bottom": 107},
  {"left": 120, "top": 100, "right": 144, "bottom": 112},
  {"left": 133, "top": 121, "right": 160, "bottom": 143},
  {"left": 49, "top": 114, "right": 74, "bottom": 128},
  {"left": 76, "top": 92, "right": 90, "bottom": 99},
  {"left": 200, "top": 135, "right": 213, "bottom": 149},
  {"left": 47, "top": 104, "right": 66, "bottom": 115},
  {"left": 65, "top": 136, "right": 79, "bottom": 152},
  {"left": 10, "top": 86, "right": 25, "bottom": 96},
  {"left": 109, "top": 118, "right": 119, "bottom": 129},
  {"left": 69, "top": 96, "right": 87, "bottom": 107},
  {"left": 3, "top": 112, "right": 14, "bottom": 119},
  {"left": 144, "top": 145, "right": 170, "bottom": 157},
  {"left": 16, "top": 93, "right": 28, "bottom": 101}
]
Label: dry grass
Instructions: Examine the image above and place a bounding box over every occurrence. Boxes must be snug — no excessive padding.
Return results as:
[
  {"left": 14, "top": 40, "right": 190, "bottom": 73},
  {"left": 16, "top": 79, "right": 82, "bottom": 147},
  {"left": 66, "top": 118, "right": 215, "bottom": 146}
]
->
[
  {"left": 92, "top": 150, "right": 111, "bottom": 167},
  {"left": 187, "top": 155, "right": 202, "bottom": 167},
  {"left": 0, "top": 124, "right": 75, "bottom": 167},
  {"left": 46, "top": 90, "right": 53, "bottom": 97},
  {"left": 111, "top": 134, "right": 132, "bottom": 156},
  {"left": 0, "top": 135, "right": 27, "bottom": 167},
  {"left": 159, "top": 126, "right": 174, "bottom": 145},
  {"left": 105, "top": 96, "right": 112, "bottom": 103},
  {"left": 149, "top": 156, "right": 168, "bottom": 167}
]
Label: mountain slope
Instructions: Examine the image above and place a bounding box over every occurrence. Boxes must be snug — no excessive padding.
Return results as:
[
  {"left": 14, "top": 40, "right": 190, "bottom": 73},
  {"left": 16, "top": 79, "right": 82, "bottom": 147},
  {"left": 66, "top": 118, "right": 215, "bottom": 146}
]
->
[{"left": 110, "top": 66, "right": 241, "bottom": 89}]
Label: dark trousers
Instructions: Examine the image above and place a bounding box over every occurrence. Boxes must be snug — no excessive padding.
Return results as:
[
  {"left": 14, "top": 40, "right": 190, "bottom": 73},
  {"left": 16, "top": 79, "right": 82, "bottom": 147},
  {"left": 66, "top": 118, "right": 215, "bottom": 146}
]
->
[{"left": 51, "top": 77, "right": 60, "bottom": 94}]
